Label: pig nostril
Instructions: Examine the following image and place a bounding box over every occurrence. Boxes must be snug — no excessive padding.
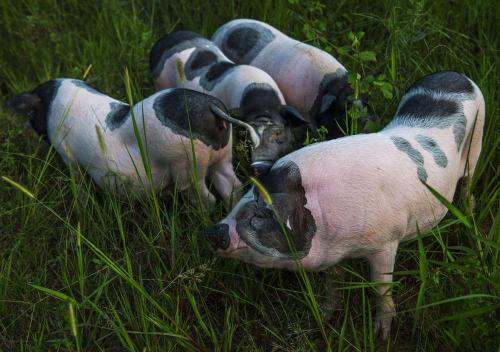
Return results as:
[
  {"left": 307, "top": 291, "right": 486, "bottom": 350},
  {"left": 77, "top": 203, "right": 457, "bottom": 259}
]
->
[
  {"left": 251, "top": 161, "right": 274, "bottom": 175},
  {"left": 202, "top": 223, "right": 230, "bottom": 250}
]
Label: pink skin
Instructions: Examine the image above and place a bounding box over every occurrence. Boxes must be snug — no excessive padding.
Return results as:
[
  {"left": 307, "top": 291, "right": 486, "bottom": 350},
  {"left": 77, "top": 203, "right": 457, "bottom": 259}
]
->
[
  {"left": 211, "top": 75, "right": 485, "bottom": 339},
  {"left": 212, "top": 19, "right": 348, "bottom": 119},
  {"left": 220, "top": 219, "right": 239, "bottom": 252}
]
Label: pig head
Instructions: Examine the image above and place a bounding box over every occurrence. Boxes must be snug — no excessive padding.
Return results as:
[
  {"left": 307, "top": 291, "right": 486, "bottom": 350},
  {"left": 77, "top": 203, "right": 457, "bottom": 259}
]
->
[{"left": 204, "top": 160, "right": 317, "bottom": 267}]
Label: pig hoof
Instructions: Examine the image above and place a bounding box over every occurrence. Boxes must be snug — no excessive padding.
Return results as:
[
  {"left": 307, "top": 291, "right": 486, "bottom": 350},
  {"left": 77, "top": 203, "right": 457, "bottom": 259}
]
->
[
  {"left": 374, "top": 309, "right": 395, "bottom": 340},
  {"left": 374, "top": 318, "right": 392, "bottom": 340}
]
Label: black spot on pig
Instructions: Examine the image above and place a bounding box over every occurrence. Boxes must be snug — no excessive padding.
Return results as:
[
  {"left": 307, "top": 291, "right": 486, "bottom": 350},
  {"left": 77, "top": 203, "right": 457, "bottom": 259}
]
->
[
  {"left": 153, "top": 89, "right": 230, "bottom": 150},
  {"left": 240, "top": 82, "right": 282, "bottom": 116},
  {"left": 222, "top": 24, "right": 276, "bottom": 63},
  {"left": 397, "top": 94, "right": 459, "bottom": 120},
  {"left": 150, "top": 31, "right": 202, "bottom": 72},
  {"left": 199, "top": 62, "right": 238, "bottom": 91},
  {"left": 188, "top": 50, "right": 218, "bottom": 71},
  {"left": 389, "top": 93, "right": 467, "bottom": 148},
  {"left": 235, "top": 160, "right": 316, "bottom": 258},
  {"left": 309, "top": 70, "right": 353, "bottom": 137},
  {"left": 205, "top": 61, "right": 237, "bottom": 81},
  {"left": 150, "top": 31, "right": 217, "bottom": 78},
  {"left": 416, "top": 135, "right": 448, "bottom": 168},
  {"left": 105, "top": 102, "right": 130, "bottom": 131},
  {"left": 184, "top": 48, "right": 221, "bottom": 81},
  {"left": 408, "top": 71, "right": 474, "bottom": 95},
  {"left": 391, "top": 136, "right": 428, "bottom": 182}
]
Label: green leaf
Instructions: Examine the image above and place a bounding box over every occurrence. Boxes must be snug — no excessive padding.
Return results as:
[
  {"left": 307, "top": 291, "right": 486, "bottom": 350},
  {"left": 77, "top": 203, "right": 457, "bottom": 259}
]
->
[
  {"left": 2, "top": 176, "right": 35, "bottom": 199},
  {"left": 68, "top": 303, "right": 78, "bottom": 337},
  {"left": 337, "top": 45, "right": 351, "bottom": 55},
  {"left": 176, "top": 59, "right": 185, "bottom": 83},
  {"left": 422, "top": 181, "right": 472, "bottom": 228},
  {"left": 250, "top": 176, "right": 272, "bottom": 205},
  {"left": 95, "top": 124, "right": 107, "bottom": 154},
  {"left": 358, "top": 51, "right": 376, "bottom": 62},
  {"left": 437, "top": 304, "right": 500, "bottom": 322},
  {"left": 30, "top": 284, "right": 78, "bottom": 305}
]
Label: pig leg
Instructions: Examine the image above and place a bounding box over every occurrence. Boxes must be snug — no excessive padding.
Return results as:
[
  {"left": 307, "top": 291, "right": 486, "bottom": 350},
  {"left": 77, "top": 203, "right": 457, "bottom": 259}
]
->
[
  {"left": 193, "top": 165, "right": 216, "bottom": 208},
  {"left": 368, "top": 242, "right": 398, "bottom": 340},
  {"left": 210, "top": 160, "right": 243, "bottom": 205},
  {"left": 173, "top": 163, "right": 216, "bottom": 208},
  {"left": 195, "top": 179, "right": 217, "bottom": 208}
]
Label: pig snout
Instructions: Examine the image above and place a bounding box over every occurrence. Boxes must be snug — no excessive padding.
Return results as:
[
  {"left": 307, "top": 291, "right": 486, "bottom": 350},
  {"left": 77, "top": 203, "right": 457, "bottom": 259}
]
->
[
  {"left": 251, "top": 160, "right": 274, "bottom": 175},
  {"left": 203, "top": 223, "right": 230, "bottom": 250}
]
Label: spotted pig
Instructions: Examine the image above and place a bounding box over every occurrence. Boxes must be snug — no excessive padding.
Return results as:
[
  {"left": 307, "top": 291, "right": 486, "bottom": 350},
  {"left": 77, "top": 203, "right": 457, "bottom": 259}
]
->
[
  {"left": 150, "top": 31, "right": 308, "bottom": 174},
  {"left": 7, "top": 79, "right": 241, "bottom": 205},
  {"left": 203, "top": 71, "right": 485, "bottom": 338},
  {"left": 212, "top": 19, "right": 376, "bottom": 138}
]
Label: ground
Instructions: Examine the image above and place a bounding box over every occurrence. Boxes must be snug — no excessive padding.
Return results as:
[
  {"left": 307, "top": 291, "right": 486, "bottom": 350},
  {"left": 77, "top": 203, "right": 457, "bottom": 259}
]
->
[{"left": 0, "top": 0, "right": 498, "bottom": 351}]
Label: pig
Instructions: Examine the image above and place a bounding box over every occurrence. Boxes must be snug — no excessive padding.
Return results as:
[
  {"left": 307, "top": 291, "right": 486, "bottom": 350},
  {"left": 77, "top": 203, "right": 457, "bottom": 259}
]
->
[
  {"left": 149, "top": 31, "right": 309, "bottom": 174},
  {"left": 203, "top": 71, "right": 485, "bottom": 338},
  {"left": 212, "top": 19, "right": 376, "bottom": 139},
  {"left": 6, "top": 78, "right": 241, "bottom": 206}
]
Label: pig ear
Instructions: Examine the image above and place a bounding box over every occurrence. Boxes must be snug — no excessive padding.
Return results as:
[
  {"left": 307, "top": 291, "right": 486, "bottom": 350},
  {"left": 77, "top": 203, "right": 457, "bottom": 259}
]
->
[
  {"left": 280, "top": 105, "right": 308, "bottom": 127},
  {"left": 319, "top": 94, "right": 336, "bottom": 114},
  {"left": 6, "top": 92, "right": 42, "bottom": 116}
]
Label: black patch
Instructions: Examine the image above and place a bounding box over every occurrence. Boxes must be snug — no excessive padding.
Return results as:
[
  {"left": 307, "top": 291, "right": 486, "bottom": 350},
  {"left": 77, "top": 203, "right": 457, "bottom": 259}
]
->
[
  {"left": 308, "top": 71, "right": 355, "bottom": 137},
  {"left": 407, "top": 71, "right": 474, "bottom": 94},
  {"left": 416, "top": 134, "right": 448, "bottom": 168},
  {"left": 235, "top": 161, "right": 316, "bottom": 258},
  {"left": 30, "top": 79, "right": 62, "bottom": 138},
  {"left": 71, "top": 79, "right": 107, "bottom": 97},
  {"left": 150, "top": 31, "right": 218, "bottom": 78},
  {"left": 184, "top": 48, "right": 222, "bottom": 82},
  {"left": 149, "top": 31, "right": 203, "bottom": 73},
  {"left": 105, "top": 102, "right": 130, "bottom": 131},
  {"left": 391, "top": 136, "right": 428, "bottom": 182},
  {"left": 152, "top": 89, "right": 230, "bottom": 150},
  {"left": 396, "top": 94, "right": 459, "bottom": 120},
  {"left": 389, "top": 93, "right": 467, "bottom": 148},
  {"left": 222, "top": 23, "right": 276, "bottom": 64},
  {"left": 188, "top": 50, "right": 218, "bottom": 71},
  {"left": 203, "top": 223, "right": 230, "bottom": 250},
  {"left": 239, "top": 84, "right": 306, "bottom": 163},
  {"left": 205, "top": 61, "right": 237, "bottom": 82},
  {"left": 240, "top": 83, "right": 281, "bottom": 117}
]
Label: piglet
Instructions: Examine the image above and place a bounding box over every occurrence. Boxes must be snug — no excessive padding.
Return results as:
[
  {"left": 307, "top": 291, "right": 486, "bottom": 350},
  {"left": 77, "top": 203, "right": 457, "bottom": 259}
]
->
[
  {"left": 212, "top": 19, "right": 376, "bottom": 138},
  {"left": 7, "top": 79, "right": 241, "bottom": 205},
  {"left": 203, "top": 71, "right": 485, "bottom": 338},
  {"left": 150, "top": 31, "right": 309, "bottom": 174}
]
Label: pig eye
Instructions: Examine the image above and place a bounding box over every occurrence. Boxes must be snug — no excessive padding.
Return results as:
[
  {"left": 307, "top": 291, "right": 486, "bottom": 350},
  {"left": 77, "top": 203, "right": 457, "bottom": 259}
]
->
[
  {"left": 255, "top": 116, "right": 273, "bottom": 125},
  {"left": 250, "top": 215, "right": 267, "bottom": 229}
]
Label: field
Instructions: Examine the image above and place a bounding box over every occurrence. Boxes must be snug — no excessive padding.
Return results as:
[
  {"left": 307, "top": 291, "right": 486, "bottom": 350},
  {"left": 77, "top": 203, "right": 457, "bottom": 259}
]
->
[{"left": 0, "top": 0, "right": 498, "bottom": 351}]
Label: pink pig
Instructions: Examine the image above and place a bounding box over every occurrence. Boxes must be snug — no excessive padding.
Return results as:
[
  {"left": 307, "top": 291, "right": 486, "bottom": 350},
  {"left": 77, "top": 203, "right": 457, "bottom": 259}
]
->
[{"left": 203, "top": 71, "right": 485, "bottom": 338}]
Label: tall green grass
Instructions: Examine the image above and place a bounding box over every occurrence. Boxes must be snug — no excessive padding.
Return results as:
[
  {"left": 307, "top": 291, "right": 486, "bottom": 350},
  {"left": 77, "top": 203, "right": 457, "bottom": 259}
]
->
[{"left": 0, "top": 0, "right": 498, "bottom": 350}]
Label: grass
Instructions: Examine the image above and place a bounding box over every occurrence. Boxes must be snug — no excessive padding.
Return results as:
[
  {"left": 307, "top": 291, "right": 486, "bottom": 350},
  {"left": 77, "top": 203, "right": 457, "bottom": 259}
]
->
[{"left": 0, "top": 0, "right": 498, "bottom": 350}]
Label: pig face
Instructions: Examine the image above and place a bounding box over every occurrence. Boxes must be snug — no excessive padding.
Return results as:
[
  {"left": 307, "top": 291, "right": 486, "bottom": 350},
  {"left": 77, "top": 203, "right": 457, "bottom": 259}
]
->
[
  {"left": 242, "top": 106, "right": 306, "bottom": 174},
  {"left": 203, "top": 160, "right": 317, "bottom": 267},
  {"left": 312, "top": 72, "right": 377, "bottom": 138},
  {"left": 234, "top": 83, "right": 310, "bottom": 174},
  {"left": 6, "top": 80, "right": 62, "bottom": 139}
]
